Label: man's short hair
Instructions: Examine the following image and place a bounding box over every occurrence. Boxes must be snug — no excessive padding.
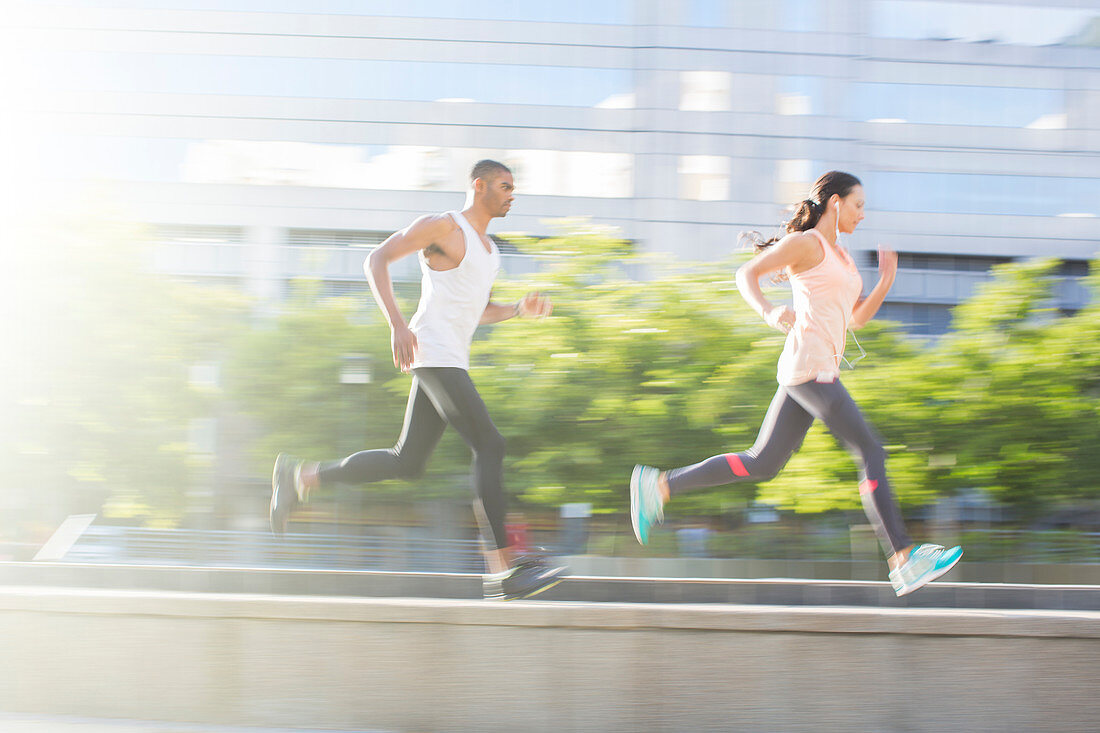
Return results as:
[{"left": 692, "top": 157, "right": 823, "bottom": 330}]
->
[{"left": 470, "top": 159, "right": 511, "bottom": 184}]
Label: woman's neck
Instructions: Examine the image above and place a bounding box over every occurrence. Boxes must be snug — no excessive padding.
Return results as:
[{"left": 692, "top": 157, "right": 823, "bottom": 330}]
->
[{"left": 813, "top": 220, "right": 838, "bottom": 246}]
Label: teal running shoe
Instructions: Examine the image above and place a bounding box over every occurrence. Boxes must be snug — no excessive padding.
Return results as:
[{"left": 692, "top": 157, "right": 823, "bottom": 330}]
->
[
  {"left": 630, "top": 465, "right": 664, "bottom": 545},
  {"left": 889, "top": 543, "right": 963, "bottom": 597}
]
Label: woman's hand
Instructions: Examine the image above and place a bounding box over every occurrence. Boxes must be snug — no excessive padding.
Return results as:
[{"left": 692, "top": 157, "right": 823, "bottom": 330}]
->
[
  {"left": 764, "top": 305, "right": 795, "bottom": 334},
  {"left": 878, "top": 246, "right": 898, "bottom": 283}
]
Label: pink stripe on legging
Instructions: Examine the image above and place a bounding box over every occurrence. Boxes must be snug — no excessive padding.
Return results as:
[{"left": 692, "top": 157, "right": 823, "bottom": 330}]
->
[{"left": 725, "top": 454, "right": 750, "bottom": 477}]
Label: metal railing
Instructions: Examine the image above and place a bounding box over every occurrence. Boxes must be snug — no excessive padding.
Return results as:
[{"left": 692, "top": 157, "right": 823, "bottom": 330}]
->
[
  {"left": 64, "top": 526, "right": 485, "bottom": 573},
  {"left": 54, "top": 525, "right": 1100, "bottom": 569},
  {"left": 954, "top": 529, "right": 1100, "bottom": 564}
]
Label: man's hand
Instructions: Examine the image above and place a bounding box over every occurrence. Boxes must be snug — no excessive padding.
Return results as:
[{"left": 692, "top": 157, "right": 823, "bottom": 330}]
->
[
  {"left": 518, "top": 291, "right": 552, "bottom": 319},
  {"left": 391, "top": 324, "right": 418, "bottom": 373}
]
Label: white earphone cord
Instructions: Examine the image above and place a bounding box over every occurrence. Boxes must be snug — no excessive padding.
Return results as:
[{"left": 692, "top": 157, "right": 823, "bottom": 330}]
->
[{"left": 834, "top": 200, "right": 867, "bottom": 370}]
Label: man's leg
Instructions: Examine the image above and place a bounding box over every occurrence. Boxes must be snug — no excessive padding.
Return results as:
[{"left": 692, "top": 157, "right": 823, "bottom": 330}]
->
[
  {"left": 270, "top": 377, "right": 445, "bottom": 535},
  {"left": 411, "top": 368, "right": 509, "bottom": 570},
  {"left": 310, "top": 378, "right": 447, "bottom": 489},
  {"left": 412, "top": 367, "right": 566, "bottom": 599}
]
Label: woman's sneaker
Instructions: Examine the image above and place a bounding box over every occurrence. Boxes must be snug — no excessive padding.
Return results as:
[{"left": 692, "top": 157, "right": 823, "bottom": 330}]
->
[
  {"left": 630, "top": 465, "right": 664, "bottom": 545},
  {"left": 889, "top": 543, "right": 963, "bottom": 597},
  {"left": 484, "top": 555, "right": 568, "bottom": 601}
]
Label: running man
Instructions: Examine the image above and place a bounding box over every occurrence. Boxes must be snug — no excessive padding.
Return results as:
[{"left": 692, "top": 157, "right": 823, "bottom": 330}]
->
[
  {"left": 630, "top": 171, "right": 961, "bottom": 597},
  {"left": 271, "top": 160, "right": 566, "bottom": 600}
]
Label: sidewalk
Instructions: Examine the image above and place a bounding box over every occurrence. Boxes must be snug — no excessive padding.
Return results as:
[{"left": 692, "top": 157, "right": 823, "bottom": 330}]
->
[{"left": 0, "top": 714, "right": 392, "bottom": 733}]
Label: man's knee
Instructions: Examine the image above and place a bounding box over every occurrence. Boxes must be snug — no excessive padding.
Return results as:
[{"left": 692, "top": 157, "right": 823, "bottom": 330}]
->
[
  {"left": 392, "top": 447, "right": 430, "bottom": 479},
  {"left": 477, "top": 429, "right": 506, "bottom": 461}
]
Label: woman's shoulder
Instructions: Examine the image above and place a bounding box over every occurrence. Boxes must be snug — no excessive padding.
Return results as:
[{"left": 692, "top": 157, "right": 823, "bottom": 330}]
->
[
  {"left": 779, "top": 230, "right": 827, "bottom": 273},
  {"left": 777, "top": 230, "right": 821, "bottom": 254}
]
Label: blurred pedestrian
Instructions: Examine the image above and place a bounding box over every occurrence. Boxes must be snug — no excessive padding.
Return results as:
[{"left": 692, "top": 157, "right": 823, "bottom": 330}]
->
[
  {"left": 271, "top": 159, "right": 566, "bottom": 600},
  {"left": 630, "top": 171, "right": 961, "bottom": 596}
]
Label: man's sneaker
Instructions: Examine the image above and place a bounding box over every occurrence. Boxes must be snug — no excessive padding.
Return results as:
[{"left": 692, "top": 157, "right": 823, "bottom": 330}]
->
[
  {"left": 630, "top": 465, "right": 664, "bottom": 545},
  {"left": 484, "top": 556, "right": 568, "bottom": 601},
  {"left": 270, "top": 452, "right": 300, "bottom": 537},
  {"left": 890, "top": 543, "right": 963, "bottom": 597}
]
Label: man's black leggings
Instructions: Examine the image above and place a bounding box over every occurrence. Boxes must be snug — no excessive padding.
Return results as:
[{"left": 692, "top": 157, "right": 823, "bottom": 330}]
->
[
  {"left": 317, "top": 367, "right": 508, "bottom": 550},
  {"left": 665, "top": 379, "right": 912, "bottom": 556}
]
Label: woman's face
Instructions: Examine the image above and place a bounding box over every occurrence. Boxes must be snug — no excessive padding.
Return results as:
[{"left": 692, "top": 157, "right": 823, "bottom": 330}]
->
[{"left": 834, "top": 185, "right": 865, "bottom": 234}]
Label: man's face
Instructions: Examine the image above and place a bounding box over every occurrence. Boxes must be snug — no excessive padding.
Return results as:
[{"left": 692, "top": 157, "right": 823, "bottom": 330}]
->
[{"left": 480, "top": 172, "right": 515, "bottom": 217}]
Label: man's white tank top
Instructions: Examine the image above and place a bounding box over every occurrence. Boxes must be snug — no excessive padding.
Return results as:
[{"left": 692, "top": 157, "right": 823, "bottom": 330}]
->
[{"left": 408, "top": 210, "right": 501, "bottom": 370}]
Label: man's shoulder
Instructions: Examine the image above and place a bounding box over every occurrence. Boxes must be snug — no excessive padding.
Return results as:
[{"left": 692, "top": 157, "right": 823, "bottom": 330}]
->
[{"left": 409, "top": 212, "right": 460, "bottom": 234}]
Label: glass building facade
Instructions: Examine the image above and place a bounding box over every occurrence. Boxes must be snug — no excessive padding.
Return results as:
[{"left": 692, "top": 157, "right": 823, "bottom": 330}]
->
[{"left": 8, "top": 0, "right": 1098, "bottom": 333}]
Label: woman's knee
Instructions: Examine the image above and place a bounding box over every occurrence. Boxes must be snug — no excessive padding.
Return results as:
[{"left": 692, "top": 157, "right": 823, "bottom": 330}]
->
[
  {"left": 852, "top": 439, "right": 886, "bottom": 469},
  {"left": 746, "top": 449, "right": 792, "bottom": 481}
]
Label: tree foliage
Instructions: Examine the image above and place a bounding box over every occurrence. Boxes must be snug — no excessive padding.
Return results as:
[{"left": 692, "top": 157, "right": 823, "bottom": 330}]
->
[
  {"left": 4, "top": 218, "right": 245, "bottom": 529},
  {"left": 8, "top": 221, "right": 1098, "bottom": 530}
]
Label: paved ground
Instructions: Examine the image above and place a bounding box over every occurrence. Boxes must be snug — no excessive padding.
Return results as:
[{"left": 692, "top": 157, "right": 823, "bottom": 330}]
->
[{"left": 0, "top": 714, "right": 390, "bottom": 733}]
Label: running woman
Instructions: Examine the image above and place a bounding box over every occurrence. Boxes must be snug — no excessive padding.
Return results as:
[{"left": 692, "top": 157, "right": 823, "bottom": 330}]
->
[
  {"left": 630, "top": 171, "right": 961, "bottom": 597},
  {"left": 271, "top": 160, "right": 566, "bottom": 600}
]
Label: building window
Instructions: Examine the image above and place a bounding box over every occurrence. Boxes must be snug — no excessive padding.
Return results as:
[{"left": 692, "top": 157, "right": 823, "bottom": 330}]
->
[
  {"left": 60, "top": 0, "right": 634, "bottom": 24},
  {"left": 39, "top": 51, "right": 635, "bottom": 108},
  {"left": 506, "top": 150, "right": 633, "bottom": 199},
  {"left": 680, "top": 71, "right": 732, "bottom": 111},
  {"left": 155, "top": 225, "right": 245, "bottom": 245},
  {"left": 866, "top": 171, "right": 1098, "bottom": 218},
  {"left": 869, "top": 1, "right": 1098, "bottom": 47},
  {"left": 775, "top": 159, "right": 815, "bottom": 205},
  {"left": 678, "top": 156, "right": 729, "bottom": 201},
  {"left": 776, "top": 76, "right": 820, "bottom": 116},
  {"left": 781, "top": 0, "right": 822, "bottom": 33},
  {"left": 854, "top": 83, "right": 1065, "bottom": 128},
  {"left": 877, "top": 302, "right": 954, "bottom": 336},
  {"left": 287, "top": 230, "right": 388, "bottom": 248},
  {"left": 682, "top": 0, "right": 728, "bottom": 27}
]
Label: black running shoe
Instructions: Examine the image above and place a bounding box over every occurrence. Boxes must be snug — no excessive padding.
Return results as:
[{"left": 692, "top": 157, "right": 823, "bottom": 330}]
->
[
  {"left": 484, "top": 555, "right": 568, "bottom": 601},
  {"left": 269, "top": 452, "right": 300, "bottom": 537}
]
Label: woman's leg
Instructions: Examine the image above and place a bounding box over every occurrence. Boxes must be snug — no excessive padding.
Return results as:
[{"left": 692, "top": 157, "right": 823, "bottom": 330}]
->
[
  {"left": 664, "top": 386, "right": 815, "bottom": 495},
  {"left": 785, "top": 379, "right": 912, "bottom": 558},
  {"left": 630, "top": 386, "right": 813, "bottom": 544}
]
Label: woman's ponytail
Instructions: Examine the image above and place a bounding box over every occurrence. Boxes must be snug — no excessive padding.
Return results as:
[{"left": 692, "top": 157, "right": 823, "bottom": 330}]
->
[{"left": 740, "top": 171, "right": 861, "bottom": 253}]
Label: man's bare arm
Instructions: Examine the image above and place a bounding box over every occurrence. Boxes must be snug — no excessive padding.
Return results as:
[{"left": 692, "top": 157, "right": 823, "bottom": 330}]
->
[
  {"left": 365, "top": 214, "right": 456, "bottom": 370},
  {"left": 479, "top": 292, "right": 552, "bottom": 325}
]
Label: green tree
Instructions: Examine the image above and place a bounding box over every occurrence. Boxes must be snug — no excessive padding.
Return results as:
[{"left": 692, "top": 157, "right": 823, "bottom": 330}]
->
[
  {"left": 905, "top": 259, "right": 1100, "bottom": 514},
  {"left": 2, "top": 218, "right": 245, "bottom": 533}
]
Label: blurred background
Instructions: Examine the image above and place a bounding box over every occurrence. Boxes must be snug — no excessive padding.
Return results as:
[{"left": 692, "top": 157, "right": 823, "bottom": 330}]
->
[{"left": 2, "top": 0, "right": 1099, "bottom": 578}]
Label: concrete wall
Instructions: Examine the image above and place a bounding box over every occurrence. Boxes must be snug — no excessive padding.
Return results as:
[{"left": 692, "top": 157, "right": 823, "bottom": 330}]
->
[
  {"left": 1, "top": 586, "right": 1097, "bottom": 732},
  {"left": 563, "top": 555, "right": 1100, "bottom": 585}
]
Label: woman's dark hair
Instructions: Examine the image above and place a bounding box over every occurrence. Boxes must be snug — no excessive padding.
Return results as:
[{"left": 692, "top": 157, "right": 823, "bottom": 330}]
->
[{"left": 740, "top": 171, "right": 862, "bottom": 253}]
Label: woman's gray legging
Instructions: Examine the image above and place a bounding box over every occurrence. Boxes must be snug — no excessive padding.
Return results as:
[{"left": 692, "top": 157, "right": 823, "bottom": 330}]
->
[
  {"left": 665, "top": 379, "right": 912, "bottom": 556},
  {"left": 317, "top": 367, "right": 508, "bottom": 550}
]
